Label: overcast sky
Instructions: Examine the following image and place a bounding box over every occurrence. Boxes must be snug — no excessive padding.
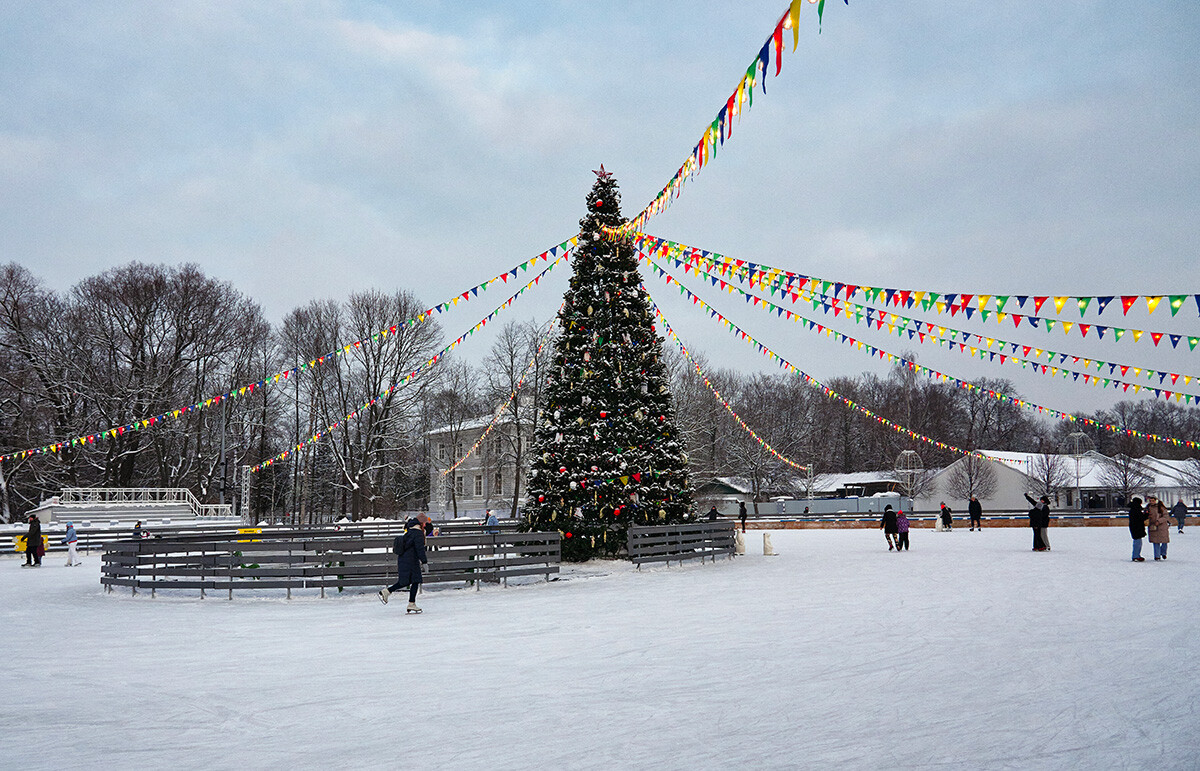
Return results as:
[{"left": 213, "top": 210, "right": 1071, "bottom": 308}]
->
[{"left": 2, "top": 1, "right": 1198, "bottom": 421}]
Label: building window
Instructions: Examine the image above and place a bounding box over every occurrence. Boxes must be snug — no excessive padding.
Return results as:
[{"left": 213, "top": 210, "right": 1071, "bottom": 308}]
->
[
  {"left": 455, "top": 443, "right": 464, "bottom": 459},
  {"left": 494, "top": 469, "right": 503, "bottom": 495},
  {"left": 437, "top": 443, "right": 446, "bottom": 461},
  {"left": 474, "top": 475, "right": 483, "bottom": 496},
  {"left": 454, "top": 475, "right": 464, "bottom": 495}
]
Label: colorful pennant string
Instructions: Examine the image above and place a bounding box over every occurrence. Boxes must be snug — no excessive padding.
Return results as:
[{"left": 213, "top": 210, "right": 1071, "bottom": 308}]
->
[
  {"left": 632, "top": 232, "right": 1200, "bottom": 326},
  {"left": 7, "top": 238, "right": 577, "bottom": 466},
  {"left": 643, "top": 291, "right": 1004, "bottom": 464},
  {"left": 641, "top": 254, "right": 1200, "bottom": 450},
  {"left": 650, "top": 252, "right": 1200, "bottom": 399},
  {"left": 616, "top": 1, "right": 848, "bottom": 237},
  {"left": 250, "top": 253, "right": 573, "bottom": 473}
]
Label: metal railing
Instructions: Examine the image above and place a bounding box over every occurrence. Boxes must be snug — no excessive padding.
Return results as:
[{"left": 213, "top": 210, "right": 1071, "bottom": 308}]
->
[{"left": 58, "top": 488, "right": 234, "bottom": 518}]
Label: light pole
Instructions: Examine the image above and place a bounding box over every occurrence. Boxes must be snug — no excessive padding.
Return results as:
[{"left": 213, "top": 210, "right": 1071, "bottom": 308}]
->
[{"left": 1060, "top": 432, "right": 1093, "bottom": 511}]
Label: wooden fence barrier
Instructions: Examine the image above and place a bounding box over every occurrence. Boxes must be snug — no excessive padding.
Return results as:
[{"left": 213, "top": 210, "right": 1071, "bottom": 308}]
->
[
  {"left": 100, "top": 528, "right": 560, "bottom": 598},
  {"left": 627, "top": 521, "right": 736, "bottom": 567}
]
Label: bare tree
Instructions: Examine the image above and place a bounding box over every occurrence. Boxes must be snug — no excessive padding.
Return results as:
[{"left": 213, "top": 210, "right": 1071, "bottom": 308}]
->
[
  {"left": 483, "top": 319, "right": 553, "bottom": 518},
  {"left": 1026, "top": 449, "right": 1072, "bottom": 501},
  {"left": 1179, "top": 457, "right": 1200, "bottom": 498},
  {"left": 1097, "top": 453, "right": 1155, "bottom": 507},
  {"left": 426, "top": 360, "right": 482, "bottom": 518},
  {"left": 944, "top": 454, "right": 999, "bottom": 502}
]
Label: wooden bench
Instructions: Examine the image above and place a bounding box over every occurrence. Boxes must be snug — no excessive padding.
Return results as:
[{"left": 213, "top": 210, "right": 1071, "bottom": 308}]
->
[{"left": 627, "top": 522, "right": 736, "bottom": 567}]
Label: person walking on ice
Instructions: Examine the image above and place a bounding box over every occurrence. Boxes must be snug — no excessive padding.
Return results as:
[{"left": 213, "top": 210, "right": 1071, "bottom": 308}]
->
[
  {"left": 1147, "top": 495, "right": 1170, "bottom": 561},
  {"left": 380, "top": 517, "right": 428, "bottom": 613},
  {"left": 896, "top": 509, "right": 910, "bottom": 551},
  {"left": 880, "top": 505, "right": 899, "bottom": 551},
  {"left": 968, "top": 495, "right": 983, "bottom": 531},
  {"left": 1171, "top": 499, "right": 1187, "bottom": 534},
  {"left": 62, "top": 521, "right": 80, "bottom": 566},
  {"left": 939, "top": 502, "right": 953, "bottom": 532}
]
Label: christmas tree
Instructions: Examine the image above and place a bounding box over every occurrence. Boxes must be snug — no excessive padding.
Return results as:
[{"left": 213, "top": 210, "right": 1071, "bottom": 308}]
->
[{"left": 525, "top": 167, "right": 692, "bottom": 561}]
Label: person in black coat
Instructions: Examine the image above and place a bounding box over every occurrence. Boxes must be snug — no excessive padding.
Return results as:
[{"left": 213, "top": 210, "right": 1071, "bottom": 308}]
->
[
  {"left": 1024, "top": 493, "right": 1049, "bottom": 551},
  {"left": 379, "top": 518, "right": 428, "bottom": 612},
  {"left": 1128, "top": 497, "right": 1147, "bottom": 562},
  {"left": 23, "top": 514, "right": 43, "bottom": 566},
  {"left": 880, "top": 505, "right": 899, "bottom": 551},
  {"left": 738, "top": 501, "right": 748, "bottom": 533},
  {"left": 968, "top": 496, "right": 983, "bottom": 531}
]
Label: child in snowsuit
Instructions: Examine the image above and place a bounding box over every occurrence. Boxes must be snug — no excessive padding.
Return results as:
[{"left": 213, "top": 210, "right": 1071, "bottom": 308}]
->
[
  {"left": 380, "top": 517, "right": 428, "bottom": 612},
  {"left": 896, "top": 511, "right": 910, "bottom": 551}
]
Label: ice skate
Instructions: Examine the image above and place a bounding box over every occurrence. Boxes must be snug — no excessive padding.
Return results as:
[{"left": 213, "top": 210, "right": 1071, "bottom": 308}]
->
[
  {"left": 406, "top": 602, "right": 422, "bottom": 614},
  {"left": 378, "top": 588, "right": 390, "bottom": 604}
]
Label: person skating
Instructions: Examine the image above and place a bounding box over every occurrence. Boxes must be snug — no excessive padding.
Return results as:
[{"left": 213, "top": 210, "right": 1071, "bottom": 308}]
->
[
  {"left": 132, "top": 521, "right": 145, "bottom": 539},
  {"left": 939, "top": 502, "right": 953, "bottom": 531},
  {"left": 61, "top": 521, "right": 81, "bottom": 566},
  {"left": 1171, "top": 500, "right": 1187, "bottom": 534},
  {"left": 706, "top": 505, "right": 719, "bottom": 521},
  {"left": 380, "top": 517, "right": 428, "bottom": 613},
  {"left": 896, "top": 510, "right": 910, "bottom": 551},
  {"left": 881, "top": 505, "right": 899, "bottom": 551},
  {"left": 23, "top": 514, "right": 43, "bottom": 567},
  {"left": 1024, "top": 493, "right": 1047, "bottom": 551},
  {"left": 1147, "top": 495, "right": 1170, "bottom": 561},
  {"left": 1128, "top": 497, "right": 1147, "bottom": 562},
  {"left": 738, "top": 501, "right": 748, "bottom": 533},
  {"left": 968, "top": 496, "right": 983, "bottom": 531}
]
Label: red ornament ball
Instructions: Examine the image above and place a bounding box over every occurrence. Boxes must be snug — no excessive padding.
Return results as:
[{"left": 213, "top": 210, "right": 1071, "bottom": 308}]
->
[
  {"left": 565, "top": 531, "right": 573, "bottom": 538},
  {"left": 538, "top": 495, "right": 544, "bottom": 502},
  {"left": 594, "top": 199, "right": 603, "bottom": 208}
]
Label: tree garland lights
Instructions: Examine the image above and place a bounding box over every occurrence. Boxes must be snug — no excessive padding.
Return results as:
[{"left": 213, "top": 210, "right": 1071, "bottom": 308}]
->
[
  {"left": 648, "top": 294, "right": 808, "bottom": 470},
  {"left": 5, "top": 238, "right": 578, "bottom": 465},
  {"left": 633, "top": 233, "right": 1200, "bottom": 333},
  {"left": 617, "top": 1, "right": 848, "bottom": 237},
  {"left": 652, "top": 250, "right": 1200, "bottom": 400},
  {"left": 439, "top": 308, "right": 562, "bottom": 478},
  {"left": 641, "top": 253, "right": 1200, "bottom": 450},
  {"left": 250, "top": 253, "right": 573, "bottom": 473}
]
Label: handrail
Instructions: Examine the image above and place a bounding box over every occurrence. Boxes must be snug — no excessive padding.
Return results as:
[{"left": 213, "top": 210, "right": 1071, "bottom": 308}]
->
[{"left": 57, "top": 488, "right": 233, "bottom": 518}]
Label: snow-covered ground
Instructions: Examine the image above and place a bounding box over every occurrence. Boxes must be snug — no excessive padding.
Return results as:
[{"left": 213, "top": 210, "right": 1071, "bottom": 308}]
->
[{"left": 2, "top": 527, "right": 1196, "bottom": 769}]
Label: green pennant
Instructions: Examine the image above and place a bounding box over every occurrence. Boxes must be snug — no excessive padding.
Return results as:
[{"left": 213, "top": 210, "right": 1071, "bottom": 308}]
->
[
  {"left": 1190, "top": 337, "right": 1199, "bottom": 351},
  {"left": 1113, "top": 328, "right": 1125, "bottom": 341},
  {"left": 1077, "top": 296, "right": 1092, "bottom": 317},
  {"left": 1170, "top": 294, "right": 1186, "bottom": 316},
  {"left": 994, "top": 295, "right": 1009, "bottom": 313},
  {"left": 979, "top": 310, "right": 991, "bottom": 323},
  {"left": 1044, "top": 319, "right": 1056, "bottom": 333}
]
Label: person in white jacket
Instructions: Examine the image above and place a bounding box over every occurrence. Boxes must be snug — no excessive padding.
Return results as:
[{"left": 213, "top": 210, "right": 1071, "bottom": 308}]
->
[{"left": 61, "top": 521, "right": 81, "bottom": 566}]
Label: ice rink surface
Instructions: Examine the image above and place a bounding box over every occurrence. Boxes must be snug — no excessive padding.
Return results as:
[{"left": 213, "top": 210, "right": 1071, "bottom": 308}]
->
[{"left": 2, "top": 526, "right": 1196, "bottom": 769}]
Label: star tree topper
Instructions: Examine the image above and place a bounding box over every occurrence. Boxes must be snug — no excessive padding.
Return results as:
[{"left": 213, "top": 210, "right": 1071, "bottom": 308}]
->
[{"left": 592, "top": 164, "right": 613, "bottom": 180}]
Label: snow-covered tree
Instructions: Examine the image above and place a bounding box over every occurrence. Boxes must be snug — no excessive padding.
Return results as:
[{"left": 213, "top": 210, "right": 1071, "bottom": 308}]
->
[{"left": 524, "top": 168, "right": 691, "bottom": 560}]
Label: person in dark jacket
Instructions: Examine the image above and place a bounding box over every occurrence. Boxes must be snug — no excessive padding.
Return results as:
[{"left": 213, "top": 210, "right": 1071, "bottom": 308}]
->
[
  {"left": 1024, "top": 493, "right": 1048, "bottom": 551},
  {"left": 968, "top": 496, "right": 983, "bottom": 531},
  {"left": 738, "top": 501, "right": 748, "bottom": 533},
  {"left": 1171, "top": 500, "right": 1187, "bottom": 533},
  {"left": 1128, "top": 497, "right": 1147, "bottom": 562},
  {"left": 379, "top": 518, "right": 428, "bottom": 613},
  {"left": 939, "top": 502, "right": 953, "bottom": 531},
  {"left": 23, "top": 514, "right": 43, "bottom": 566},
  {"left": 880, "top": 505, "right": 899, "bottom": 551},
  {"left": 706, "top": 506, "right": 719, "bottom": 521}
]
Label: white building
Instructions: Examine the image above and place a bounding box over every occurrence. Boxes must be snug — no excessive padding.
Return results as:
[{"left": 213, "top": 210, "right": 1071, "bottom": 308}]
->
[
  {"left": 917, "top": 450, "right": 1198, "bottom": 513},
  {"left": 427, "top": 417, "right": 531, "bottom": 520}
]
